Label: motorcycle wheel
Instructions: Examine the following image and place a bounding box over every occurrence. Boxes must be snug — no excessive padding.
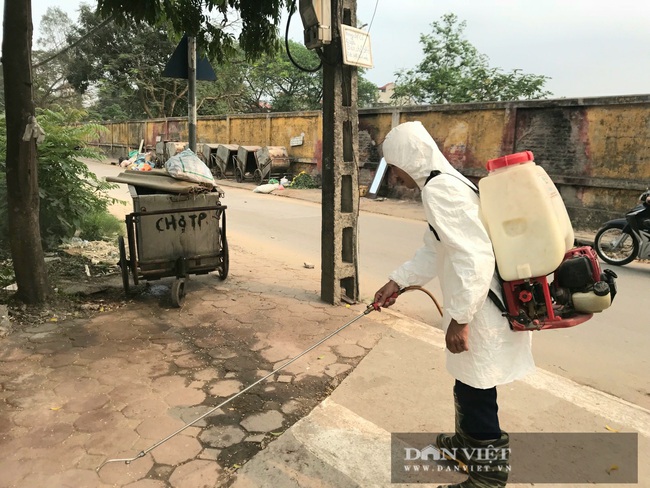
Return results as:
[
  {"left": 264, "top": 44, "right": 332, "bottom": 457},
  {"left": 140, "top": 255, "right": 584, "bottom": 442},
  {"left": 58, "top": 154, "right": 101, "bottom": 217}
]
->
[{"left": 594, "top": 224, "right": 639, "bottom": 265}]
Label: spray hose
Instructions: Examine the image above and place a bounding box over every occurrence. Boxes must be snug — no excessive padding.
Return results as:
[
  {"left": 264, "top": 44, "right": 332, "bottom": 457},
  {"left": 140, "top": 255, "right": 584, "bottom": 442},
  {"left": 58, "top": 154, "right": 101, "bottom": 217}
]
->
[{"left": 370, "top": 285, "right": 443, "bottom": 317}]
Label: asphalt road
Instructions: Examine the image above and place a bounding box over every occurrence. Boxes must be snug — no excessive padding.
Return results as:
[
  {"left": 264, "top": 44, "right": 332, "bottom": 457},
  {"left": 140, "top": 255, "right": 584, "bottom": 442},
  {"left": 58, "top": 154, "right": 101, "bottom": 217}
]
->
[{"left": 91, "top": 159, "right": 650, "bottom": 411}]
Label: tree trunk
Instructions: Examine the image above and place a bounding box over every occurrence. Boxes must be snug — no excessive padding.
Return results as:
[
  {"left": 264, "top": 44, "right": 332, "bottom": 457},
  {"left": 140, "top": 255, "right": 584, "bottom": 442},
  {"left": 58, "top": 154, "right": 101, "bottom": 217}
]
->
[{"left": 2, "top": 0, "right": 49, "bottom": 304}]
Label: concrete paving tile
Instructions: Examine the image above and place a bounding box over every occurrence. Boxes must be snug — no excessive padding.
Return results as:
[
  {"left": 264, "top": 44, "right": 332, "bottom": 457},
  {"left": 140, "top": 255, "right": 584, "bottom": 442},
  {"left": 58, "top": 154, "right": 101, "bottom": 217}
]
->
[
  {"left": 356, "top": 333, "right": 382, "bottom": 350},
  {"left": 333, "top": 343, "right": 366, "bottom": 358},
  {"left": 53, "top": 376, "right": 103, "bottom": 398},
  {"left": 101, "top": 325, "right": 147, "bottom": 341},
  {"left": 85, "top": 426, "right": 140, "bottom": 455},
  {"left": 64, "top": 392, "right": 111, "bottom": 413},
  {"left": 168, "top": 459, "right": 222, "bottom": 488},
  {"left": 23, "top": 422, "right": 74, "bottom": 448},
  {"left": 31, "top": 340, "right": 71, "bottom": 355},
  {"left": 0, "top": 458, "right": 62, "bottom": 486},
  {"left": 199, "top": 424, "right": 246, "bottom": 448},
  {"left": 109, "top": 384, "right": 155, "bottom": 406},
  {"left": 135, "top": 415, "right": 186, "bottom": 440},
  {"left": 245, "top": 434, "right": 266, "bottom": 443},
  {"left": 124, "top": 479, "right": 167, "bottom": 488},
  {"left": 40, "top": 351, "right": 80, "bottom": 368},
  {"left": 23, "top": 322, "right": 60, "bottom": 334},
  {"left": 97, "top": 450, "right": 154, "bottom": 486},
  {"left": 277, "top": 375, "right": 293, "bottom": 383},
  {"left": 76, "top": 452, "right": 106, "bottom": 470},
  {"left": 324, "top": 363, "right": 352, "bottom": 378},
  {"left": 280, "top": 399, "right": 304, "bottom": 415},
  {"left": 74, "top": 409, "right": 127, "bottom": 433},
  {"left": 47, "top": 468, "right": 113, "bottom": 487},
  {"left": 261, "top": 343, "right": 304, "bottom": 363},
  {"left": 209, "top": 379, "right": 243, "bottom": 397},
  {"left": 193, "top": 368, "right": 219, "bottom": 382},
  {"left": 174, "top": 353, "right": 205, "bottom": 369},
  {"left": 2, "top": 371, "right": 49, "bottom": 391},
  {"left": 167, "top": 405, "right": 223, "bottom": 428},
  {"left": 123, "top": 347, "right": 167, "bottom": 364},
  {"left": 223, "top": 356, "right": 259, "bottom": 373},
  {"left": 0, "top": 430, "right": 29, "bottom": 458},
  {"left": 198, "top": 447, "right": 221, "bottom": 460},
  {"left": 151, "top": 374, "right": 186, "bottom": 392},
  {"left": 0, "top": 346, "right": 32, "bottom": 362},
  {"left": 240, "top": 410, "right": 284, "bottom": 433},
  {"left": 150, "top": 434, "right": 202, "bottom": 465},
  {"left": 45, "top": 364, "right": 90, "bottom": 383},
  {"left": 16, "top": 443, "right": 87, "bottom": 468},
  {"left": 122, "top": 397, "right": 169, "bottom": 419},
  {"left": 0, "top": 416, "right": 12, "bottom": 435},
  {"left": 206, "top": 347, "right": 237, "bottom": 360},
  {"left": 193, "top": 336, "right": 227, "bottom": 349},
  {"left": 234, "top": 311, "right": 268, "bottom": 325},
  {"left": 164, "top": 387, "right": 206, "bottom": 407}
]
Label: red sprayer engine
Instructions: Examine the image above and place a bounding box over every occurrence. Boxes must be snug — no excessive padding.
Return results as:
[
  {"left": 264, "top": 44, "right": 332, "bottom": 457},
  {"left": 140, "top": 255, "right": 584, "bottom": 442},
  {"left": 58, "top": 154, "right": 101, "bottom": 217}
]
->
[
  {"left": 478, "top": 151, "right": 617, "bottom": 331},
  {"left": 501, "top": 246, "right": 617, "bottom": 331}
]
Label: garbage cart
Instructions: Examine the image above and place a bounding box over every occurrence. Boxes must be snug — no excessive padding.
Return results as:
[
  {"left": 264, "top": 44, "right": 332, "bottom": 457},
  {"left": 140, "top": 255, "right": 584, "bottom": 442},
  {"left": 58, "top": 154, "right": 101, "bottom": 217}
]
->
[
  {"left": 214, "top": 144, "right": 239, "bottom": 180},
  {"left": 109, "top": 170, "right": 229, "bottom": 307},
  {"left": 256, "top": 146, "right": 291, "bottom": 182},
  {"left": 234, "top": 145, "right": 262, "bottom": 183}
]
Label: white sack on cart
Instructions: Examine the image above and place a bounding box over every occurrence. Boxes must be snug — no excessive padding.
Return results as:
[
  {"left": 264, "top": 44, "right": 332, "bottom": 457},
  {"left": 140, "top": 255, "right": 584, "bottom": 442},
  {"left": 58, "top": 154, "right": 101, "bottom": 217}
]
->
[{"left": 165, "top": 148, "right": 215, "bottom": 186}]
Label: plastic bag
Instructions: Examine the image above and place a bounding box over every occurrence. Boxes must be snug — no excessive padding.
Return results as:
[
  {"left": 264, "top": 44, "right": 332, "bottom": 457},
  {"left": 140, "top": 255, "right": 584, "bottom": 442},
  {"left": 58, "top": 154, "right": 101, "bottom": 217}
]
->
[
  {"left": 253, "top": 183, "right": 279, "bottom": 194},
  {"left": 165, "top": 148, "right": 214, "bottom": 186}
]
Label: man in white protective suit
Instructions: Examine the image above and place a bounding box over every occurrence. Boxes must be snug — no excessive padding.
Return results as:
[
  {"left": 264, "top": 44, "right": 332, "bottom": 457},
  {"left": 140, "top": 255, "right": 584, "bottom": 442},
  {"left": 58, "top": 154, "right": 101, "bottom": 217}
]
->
[{"left": 373, "top": 121, "right": 535, "bottom": 488}]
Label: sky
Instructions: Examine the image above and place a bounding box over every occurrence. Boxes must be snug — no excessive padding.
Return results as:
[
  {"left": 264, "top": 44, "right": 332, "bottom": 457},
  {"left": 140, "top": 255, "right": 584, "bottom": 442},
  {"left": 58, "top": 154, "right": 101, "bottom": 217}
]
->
[{"left": 2, "top": 0, "right": 650, "bottom": 99}]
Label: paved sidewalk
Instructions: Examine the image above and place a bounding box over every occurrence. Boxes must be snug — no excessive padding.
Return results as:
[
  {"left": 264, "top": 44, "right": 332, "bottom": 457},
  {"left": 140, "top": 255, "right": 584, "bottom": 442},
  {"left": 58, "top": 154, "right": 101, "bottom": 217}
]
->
[{"left": 0, "top": 179, "right": 636, "bottom": 488}]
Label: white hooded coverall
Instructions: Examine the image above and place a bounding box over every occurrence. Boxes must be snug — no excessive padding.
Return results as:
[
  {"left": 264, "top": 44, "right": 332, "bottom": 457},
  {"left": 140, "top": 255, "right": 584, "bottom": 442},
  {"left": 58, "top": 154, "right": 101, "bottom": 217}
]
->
[{"left": 383, "top": 121, "right": 535, "bottom": 389}]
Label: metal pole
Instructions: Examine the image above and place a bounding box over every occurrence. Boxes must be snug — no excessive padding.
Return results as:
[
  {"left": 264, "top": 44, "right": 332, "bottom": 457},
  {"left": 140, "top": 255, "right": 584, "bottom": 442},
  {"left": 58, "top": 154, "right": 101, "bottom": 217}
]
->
[{"left": 188, "top": 36, "right": 197, "bottom": 152}]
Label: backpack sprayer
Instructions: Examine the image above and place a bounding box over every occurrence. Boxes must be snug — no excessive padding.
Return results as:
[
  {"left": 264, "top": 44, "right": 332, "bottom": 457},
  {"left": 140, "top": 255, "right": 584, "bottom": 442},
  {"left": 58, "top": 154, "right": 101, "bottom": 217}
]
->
[{"left": 479, "top": 151, "right": 617, "bottom": 331}]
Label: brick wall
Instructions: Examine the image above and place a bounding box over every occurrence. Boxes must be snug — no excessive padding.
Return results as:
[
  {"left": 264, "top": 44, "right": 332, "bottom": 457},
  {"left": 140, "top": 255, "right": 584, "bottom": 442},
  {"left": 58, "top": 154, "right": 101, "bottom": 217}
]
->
[{"left": 90, "top": 95, "right": 650, "bottom": 230}]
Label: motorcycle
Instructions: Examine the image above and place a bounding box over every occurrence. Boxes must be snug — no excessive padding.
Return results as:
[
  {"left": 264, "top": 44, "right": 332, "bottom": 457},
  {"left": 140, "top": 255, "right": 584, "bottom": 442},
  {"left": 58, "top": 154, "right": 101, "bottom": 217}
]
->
[{"left": 594, "top": 190, "right": 650, "bottom": 265}]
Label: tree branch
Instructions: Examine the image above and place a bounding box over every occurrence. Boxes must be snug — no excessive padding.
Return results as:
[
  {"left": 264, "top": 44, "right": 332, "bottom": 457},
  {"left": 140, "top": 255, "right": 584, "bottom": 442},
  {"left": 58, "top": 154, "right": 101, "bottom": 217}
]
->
[{"left": 33, "top": 15, "right": 115, "bottom": 69}]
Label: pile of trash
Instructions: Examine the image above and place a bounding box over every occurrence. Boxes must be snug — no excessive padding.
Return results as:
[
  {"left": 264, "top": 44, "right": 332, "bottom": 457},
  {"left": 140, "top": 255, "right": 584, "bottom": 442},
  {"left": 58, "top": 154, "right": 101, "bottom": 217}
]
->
[
  {"left": 107, "top": 148, "right": 218, "bottom": 195},
  {"left": 118, "top": 149, "right": 156, "bottom": 171}
]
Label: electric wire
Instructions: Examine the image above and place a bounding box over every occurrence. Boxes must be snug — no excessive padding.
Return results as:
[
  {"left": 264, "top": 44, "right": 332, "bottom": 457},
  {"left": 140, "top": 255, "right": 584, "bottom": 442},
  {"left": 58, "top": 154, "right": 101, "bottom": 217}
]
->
[{"left": 285, "top": 0, "right": 323, "bottom": 72}]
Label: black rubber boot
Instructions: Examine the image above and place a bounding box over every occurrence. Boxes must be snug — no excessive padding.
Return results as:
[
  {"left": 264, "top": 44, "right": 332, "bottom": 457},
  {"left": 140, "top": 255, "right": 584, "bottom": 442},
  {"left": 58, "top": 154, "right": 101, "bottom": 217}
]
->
[{"left": 436, "top": 432, "right": 510, "bottom": 488}]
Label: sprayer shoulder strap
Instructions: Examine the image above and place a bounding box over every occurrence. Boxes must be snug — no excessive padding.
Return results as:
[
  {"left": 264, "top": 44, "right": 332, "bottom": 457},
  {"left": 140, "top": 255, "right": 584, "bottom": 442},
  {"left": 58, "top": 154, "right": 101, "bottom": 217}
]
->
[
  {"left": 424, "top": 170, "right": 508, "bottom": 315},
  {"left": 423, "top": 170, "right": 479, "bottom": 239}
]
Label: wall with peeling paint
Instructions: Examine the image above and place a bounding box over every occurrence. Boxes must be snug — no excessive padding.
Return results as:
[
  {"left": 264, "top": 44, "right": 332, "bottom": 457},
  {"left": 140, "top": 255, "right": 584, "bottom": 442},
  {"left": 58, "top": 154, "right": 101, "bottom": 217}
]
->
[{"left": 92, "top": 95, "right": 650, "bottom": 229}]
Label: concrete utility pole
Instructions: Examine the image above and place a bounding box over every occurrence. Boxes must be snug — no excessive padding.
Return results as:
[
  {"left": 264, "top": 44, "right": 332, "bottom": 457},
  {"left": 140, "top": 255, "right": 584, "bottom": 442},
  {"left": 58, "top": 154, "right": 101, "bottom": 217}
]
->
[
  {"left": 321, "top": 0, "right": 360, "bottom": 304},
  {"left": 188, "top": 36, "right": 197, "bottom": 152}
]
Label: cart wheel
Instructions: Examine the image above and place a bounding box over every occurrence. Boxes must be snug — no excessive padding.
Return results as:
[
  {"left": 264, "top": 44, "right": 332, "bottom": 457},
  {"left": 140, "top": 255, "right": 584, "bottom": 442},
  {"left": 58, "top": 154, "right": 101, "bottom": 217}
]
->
[
  {"left": 118, "top": 236, "right": 130, "bottom": 294},
  {"left": 253, "top": 169, "right": 263, "bottom": 185},
  {"left": 171, "top": 279, "right": 186, "bottom": 307},
  {"left": 235, "top": 167, "right": 244, "bottom": 183},
  {"left": 212, "top": 166, "right": 224, "bottom": 179},
  {"left": 219, "top": 231, "right": 229, "bottom": 280}
]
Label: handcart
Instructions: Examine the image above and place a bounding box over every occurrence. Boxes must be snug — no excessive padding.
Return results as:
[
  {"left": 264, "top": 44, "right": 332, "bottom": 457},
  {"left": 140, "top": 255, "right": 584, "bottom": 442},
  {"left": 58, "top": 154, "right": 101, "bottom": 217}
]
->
[
  {"left": 234, "top": 145, "right": 262, "bottom": 183},
  {"left": 256, "top": 146, "right": 291, "bottom": 183},
  {"left": 213, "top": 144, "right": 239, "bottom": 180},
  {"left": 108, "top": 170, "right": 229, "bottom": 307}
]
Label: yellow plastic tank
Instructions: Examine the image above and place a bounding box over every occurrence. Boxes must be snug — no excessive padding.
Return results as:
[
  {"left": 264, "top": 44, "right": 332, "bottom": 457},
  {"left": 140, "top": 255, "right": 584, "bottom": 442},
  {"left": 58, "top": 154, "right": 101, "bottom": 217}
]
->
[{"left": 479, "top": 151, "right": 575, "bottom": 281}]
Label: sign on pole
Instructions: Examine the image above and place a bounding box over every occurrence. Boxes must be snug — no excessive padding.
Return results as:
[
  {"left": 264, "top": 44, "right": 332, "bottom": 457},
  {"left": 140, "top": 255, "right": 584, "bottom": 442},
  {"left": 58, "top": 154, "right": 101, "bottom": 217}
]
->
[{"left": 340, "top": 25, "right": 373, "bottom": 68}]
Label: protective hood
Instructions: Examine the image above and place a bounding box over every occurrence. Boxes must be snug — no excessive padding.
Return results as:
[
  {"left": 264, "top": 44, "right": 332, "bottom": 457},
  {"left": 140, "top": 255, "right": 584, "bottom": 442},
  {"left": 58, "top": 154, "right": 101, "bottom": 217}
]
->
[{"left": 382, "top": 121, "right": 476, "bottom": 191}]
